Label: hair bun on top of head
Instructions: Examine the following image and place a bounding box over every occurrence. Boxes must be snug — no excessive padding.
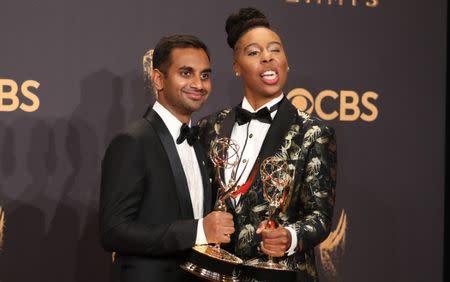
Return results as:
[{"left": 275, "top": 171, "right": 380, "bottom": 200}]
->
[{"left": 225, "top": 7, "right": 270, "bottom": 49}]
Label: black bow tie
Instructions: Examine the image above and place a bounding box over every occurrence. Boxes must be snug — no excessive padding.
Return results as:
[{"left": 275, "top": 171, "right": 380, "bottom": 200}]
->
[
  {"left": 176, "top": 123, "right": 199, "bottom": 145},
  {"left": 235, "top": 99, "right": 283, "bottom": 126},
  {"left": 235, "top": 107, "right": 272, "bottom": 125}
]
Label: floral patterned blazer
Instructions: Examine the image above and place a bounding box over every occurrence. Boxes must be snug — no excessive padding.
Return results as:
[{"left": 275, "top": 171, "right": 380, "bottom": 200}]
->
[{"left": 197, "top": 98, "right": 337, "bottom": 281}]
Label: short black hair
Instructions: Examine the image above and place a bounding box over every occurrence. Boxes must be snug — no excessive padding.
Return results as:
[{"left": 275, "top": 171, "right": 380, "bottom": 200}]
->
[
  {"left": 225, "top": 7, "right": 270, "bottom": 49},
  {"left": 152, "top": 34, "right": 210, "bottom": 74}
]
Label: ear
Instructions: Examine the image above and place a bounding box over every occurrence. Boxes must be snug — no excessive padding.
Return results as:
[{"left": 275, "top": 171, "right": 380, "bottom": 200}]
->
[{"left": 151, "top": 69, "right": 164, "bottom": 92}]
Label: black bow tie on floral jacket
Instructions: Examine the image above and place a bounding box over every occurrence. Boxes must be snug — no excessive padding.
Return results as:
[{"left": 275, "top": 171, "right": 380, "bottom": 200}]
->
[
  {"left": 176, "top": 123, "right": 199, "bottom": 145},
  {"left": 235, "top": 98, "right": 283, "bottom": 126}
]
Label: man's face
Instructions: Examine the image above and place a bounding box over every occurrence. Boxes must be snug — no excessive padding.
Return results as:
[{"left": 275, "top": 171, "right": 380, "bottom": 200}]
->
[{"left": 154, "top": 48, "right": 212, "bottom": 122}]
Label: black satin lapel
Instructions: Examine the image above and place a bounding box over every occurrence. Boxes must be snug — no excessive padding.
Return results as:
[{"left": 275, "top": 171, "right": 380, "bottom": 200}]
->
[
  {"left": 218, "top": 108, "right": 236, "bottom": 138},
  {"left": 145, "top": 110, "right": 194, "bottom": 218},
  {"left": 257, "top": 98, "right": 298, "bottom": 163},
  {"left": 193, "top": 142, "right": 212, "bottom": 214}
]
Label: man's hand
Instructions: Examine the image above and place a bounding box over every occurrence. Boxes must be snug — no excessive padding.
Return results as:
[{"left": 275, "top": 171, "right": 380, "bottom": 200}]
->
[
  {"left": 203, "top": 211, "right": 235, "bottom": 244},
  {"left": 256, "top": 220, "right": 292, "bottom": 257}
]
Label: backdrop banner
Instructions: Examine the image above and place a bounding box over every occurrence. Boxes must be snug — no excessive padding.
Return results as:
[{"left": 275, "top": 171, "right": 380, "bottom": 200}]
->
[{"left": 0, "top": 0, "right": 447, "bottom": 281}]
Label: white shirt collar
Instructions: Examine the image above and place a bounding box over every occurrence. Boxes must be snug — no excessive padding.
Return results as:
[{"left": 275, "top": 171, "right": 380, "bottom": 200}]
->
[
  {"left": 152, "top": 101, "right": 191, "bottom": 142},
  {"left": 241, "top": 93, "right": 284, "bottom": 113}
]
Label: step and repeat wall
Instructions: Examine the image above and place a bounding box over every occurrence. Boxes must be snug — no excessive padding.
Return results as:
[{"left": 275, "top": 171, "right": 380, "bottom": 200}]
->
[{"left": 0, "top": 0, "right": 447, "bottom": 281}]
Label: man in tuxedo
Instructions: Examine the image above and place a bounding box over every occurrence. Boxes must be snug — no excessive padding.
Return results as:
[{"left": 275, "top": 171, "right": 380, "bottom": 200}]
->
[{"left": 99, "top": 34, "right": 235, "bottom": 282}]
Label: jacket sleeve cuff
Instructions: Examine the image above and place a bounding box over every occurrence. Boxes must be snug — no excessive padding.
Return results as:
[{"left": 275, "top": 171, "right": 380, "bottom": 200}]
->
[{"left": 285, "top": 226, "right": 298, "bottom": 256}]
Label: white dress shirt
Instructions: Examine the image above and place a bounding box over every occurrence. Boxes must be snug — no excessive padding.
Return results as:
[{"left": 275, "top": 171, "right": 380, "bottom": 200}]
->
[
  {"left": 153, "top": 101, "right": 207, "bottom": 245},
  {"left": 225, "top": 94, "right": 298, "bottom": 255}
]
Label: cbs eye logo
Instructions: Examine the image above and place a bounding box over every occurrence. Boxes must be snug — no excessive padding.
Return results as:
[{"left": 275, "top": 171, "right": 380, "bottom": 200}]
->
[
  {"left": 287, "top": 88, "right": 379, "bottom": 122},
  {"left": 0, "top": 79, "right": 40, "bottom": 112}
]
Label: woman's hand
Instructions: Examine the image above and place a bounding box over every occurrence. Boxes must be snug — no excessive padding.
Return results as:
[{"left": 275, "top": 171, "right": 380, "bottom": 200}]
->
[{"left": 256, "top": 220, "right": 292, "bottom": 257}]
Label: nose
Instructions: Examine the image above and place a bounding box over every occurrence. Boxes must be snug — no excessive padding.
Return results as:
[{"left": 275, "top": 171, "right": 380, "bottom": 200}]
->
[
  {"left": 261, "top": 49, "right": 273, "bottom": 63},
  {"left": 190, "top": 75, "right": 203, "bottom": 90}
]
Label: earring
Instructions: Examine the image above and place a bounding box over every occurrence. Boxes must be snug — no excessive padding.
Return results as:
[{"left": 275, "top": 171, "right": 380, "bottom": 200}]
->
[
  {"left": 235, "top": 72, "right": 240, "bottom": 77},
  {"left": 287, "top": 66, "right": 290, "bottom": 72}
]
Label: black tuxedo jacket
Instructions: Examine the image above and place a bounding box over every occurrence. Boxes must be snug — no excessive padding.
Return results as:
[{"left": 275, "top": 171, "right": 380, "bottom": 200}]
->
[
  {"left": 100, "top": 109, "right": 211, "bottom": 282},
  {"left": 198, "top": 98, "right": 337, "bottom": 282}
]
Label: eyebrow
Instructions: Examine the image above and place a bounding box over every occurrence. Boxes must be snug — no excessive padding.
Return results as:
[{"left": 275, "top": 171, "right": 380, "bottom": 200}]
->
[
  {"left": 179, "top": 66, "right": 193, "bottom": 72},
  {"left": 244, "top": 41, "right": 282, "bottom": 51},
  {"left": 179, "top": 66, "right": 212, "bottom": 73}
]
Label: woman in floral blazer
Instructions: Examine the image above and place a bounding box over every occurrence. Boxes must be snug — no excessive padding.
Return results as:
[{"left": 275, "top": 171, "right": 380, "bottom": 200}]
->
[{"left": 197, "top": 7, "right": 337, "bottom": 282}]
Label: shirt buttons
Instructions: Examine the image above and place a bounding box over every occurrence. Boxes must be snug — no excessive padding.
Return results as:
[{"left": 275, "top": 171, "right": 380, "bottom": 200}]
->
[
  {"left": 242, "top": 159, "right": 247, "bottom": 163},
  {"left": 249, "top": 133, "right": 253, "bottom": 138}
]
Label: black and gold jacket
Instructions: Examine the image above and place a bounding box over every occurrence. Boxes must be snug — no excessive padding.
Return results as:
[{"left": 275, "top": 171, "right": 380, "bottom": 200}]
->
[{"left": 198, "top": 98, "right": 337, "bottom": 282}]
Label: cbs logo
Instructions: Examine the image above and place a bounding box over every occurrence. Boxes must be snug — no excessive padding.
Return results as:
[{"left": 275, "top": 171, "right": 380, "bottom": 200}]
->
[
  {"left": 287, "top": 88, "right": 379, "bottom": 122},
  {"left": 0, "top": 79, "right": 40, "bottom": 112}
]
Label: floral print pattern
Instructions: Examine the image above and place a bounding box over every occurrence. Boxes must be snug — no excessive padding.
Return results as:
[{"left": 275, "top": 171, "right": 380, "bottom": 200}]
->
[{"left": 198, "top": 104, "right": 337, "bottom": 282}]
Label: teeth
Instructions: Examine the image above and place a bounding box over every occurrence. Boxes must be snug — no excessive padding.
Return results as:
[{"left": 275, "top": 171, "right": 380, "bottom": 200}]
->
[{"left": 262, "top": 70, "right": 276, "bottom": 77}]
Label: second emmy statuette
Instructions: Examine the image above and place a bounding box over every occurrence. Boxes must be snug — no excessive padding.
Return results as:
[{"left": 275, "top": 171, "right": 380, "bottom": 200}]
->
[{"left": 242, "top": 155, "right": 297, "bottom": 281}]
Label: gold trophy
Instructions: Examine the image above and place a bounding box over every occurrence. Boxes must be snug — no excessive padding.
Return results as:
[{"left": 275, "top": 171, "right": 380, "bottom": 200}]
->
[
  {"left": 181, "top": 137, "right": 245, "bottom": 281},
  {"left": 243, "top": 155, "right": 296, "bottom": 281}
]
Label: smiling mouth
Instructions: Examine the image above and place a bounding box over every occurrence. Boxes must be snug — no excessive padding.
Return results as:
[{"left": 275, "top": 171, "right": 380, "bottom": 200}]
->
[
  {"left": 184, "top": 90, "right": 205, "bottom": 101},
  {"left": 260, "top": 70, "right": 279, "bottom": 84}
]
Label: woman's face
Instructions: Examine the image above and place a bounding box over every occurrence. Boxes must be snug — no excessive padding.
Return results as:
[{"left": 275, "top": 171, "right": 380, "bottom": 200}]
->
[{"left": 233, "top": 27, "right": 289, "bottom": 105}]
